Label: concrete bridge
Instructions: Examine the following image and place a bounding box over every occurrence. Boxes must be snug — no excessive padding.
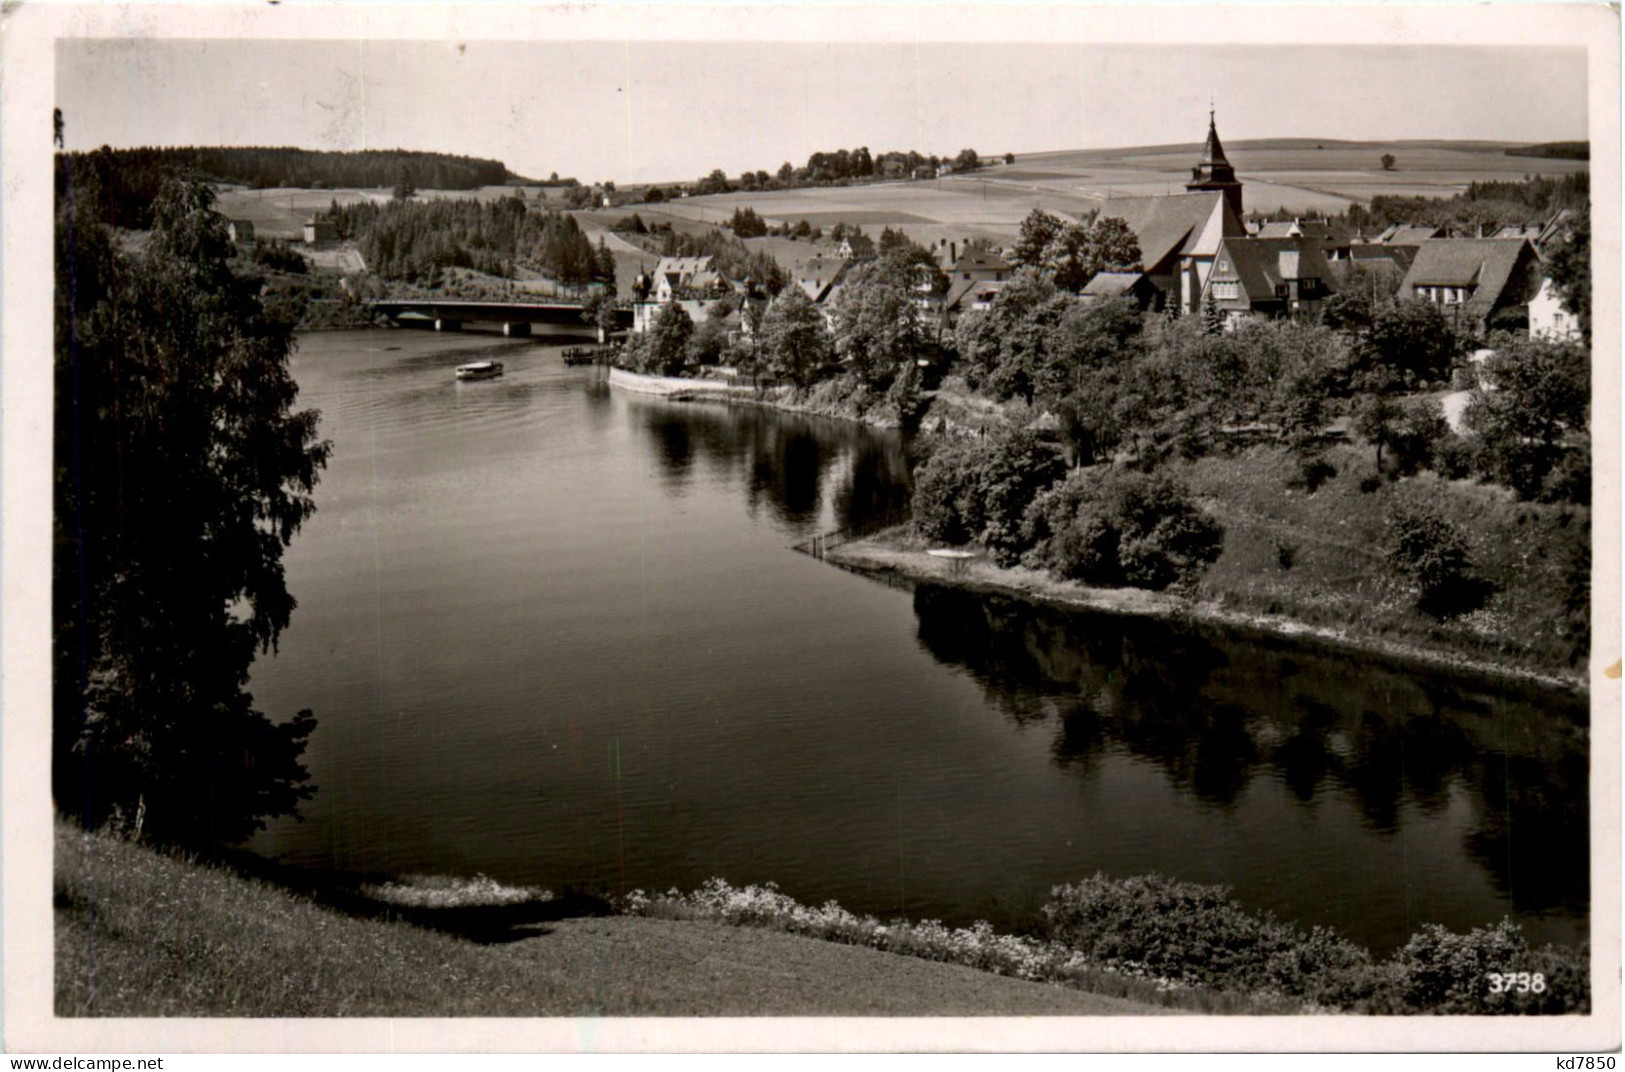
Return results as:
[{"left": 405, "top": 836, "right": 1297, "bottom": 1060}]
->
[{"left": 369, "top": 299, "right": 632, "bottom": 337}]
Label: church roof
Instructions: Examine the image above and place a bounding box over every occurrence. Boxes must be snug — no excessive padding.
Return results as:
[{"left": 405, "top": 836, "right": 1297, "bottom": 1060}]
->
[
  {"left": 1097, "top": 192, "right": 1235, "bottom": 271},
  {"left": 1201, "top": 113, "right": 1231, "bottom": 167}
]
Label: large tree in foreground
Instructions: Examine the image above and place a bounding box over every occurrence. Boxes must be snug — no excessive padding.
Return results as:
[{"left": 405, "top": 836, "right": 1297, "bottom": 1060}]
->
[{"left": 54, "top": 173, "right": 330, "bottom": 846}]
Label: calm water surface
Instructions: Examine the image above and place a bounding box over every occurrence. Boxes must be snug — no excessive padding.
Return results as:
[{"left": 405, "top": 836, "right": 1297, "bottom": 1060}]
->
[{"left": 250, "top": 329, "right": 1588, "bottom": 954}]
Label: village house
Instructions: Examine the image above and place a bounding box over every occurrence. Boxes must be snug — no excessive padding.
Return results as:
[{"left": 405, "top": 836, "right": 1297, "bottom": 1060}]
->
[
  {"left": 1079, "top": 270, "right": 1160, "bottom": 308},
  {"left": 939, "top": 247, "right": 1012, "bottom": 324},
  {"left": 967, "top": 281, "right": 1007, "bottom": 315},
  {"left": 226, "top": 219, "right": 256, "bottom": 246},
  {"left": 1202, "top": 235, "right": 1337, "bottom": 326},
  {"left": 792, "top": 256, "right": 852, "bottom": 304},
  {"left": 650, "top": 256, "right": 722, "bottom": 302},
  {"left": 837, "top": 233, "right": 876, "bottom": 260},
  {"left": 303, "top": 217, "right": 337, "bottom": 246},
  {"left": 1528, "top": 276, "right": 1583, "bottom": 342},
  {"left": 1395, "top": 237, "right": 1543, "bottom": 333},
  {"left": 1375, "top": 224, "right": 1442, "bottom": 256},
  {"left": 632, "top": 255, "right": 747, "bottom": 333},
  {"left": 1252, "top": 218, "right": 1354, "bottom": 261}
]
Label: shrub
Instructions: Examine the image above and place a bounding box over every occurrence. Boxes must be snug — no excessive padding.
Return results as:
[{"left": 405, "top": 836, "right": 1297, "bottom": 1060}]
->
[
  {"left": 912, "top": 439, "right": 983, "bottom": 546},
  {"left": 1040, "top": 873, "right": 1363, "bottom": 995},
  {"left": 1384, "top": 505, "right": 1493, "bottom": 618},
  {"left": 911, "top": 428, "right": 1065, "bottom": 563},
  {"left": 1377, "top": 921, "right": 1589, "bottom": 1015},
  {"left": 1275, "top": 539, "right": 1297, "bottom": 571},
  {"left": 1025, "top": 468, "right": 1224, "bottom": 590},
  {"left": 1389, "top": 398, "right": 1452, "bottom": 477},
  {"left": 1288, "top": 454, "right": 1337, "bottom": 494},
  {"left": 886, "top": 359, "right": 927, "bottom": 430}
]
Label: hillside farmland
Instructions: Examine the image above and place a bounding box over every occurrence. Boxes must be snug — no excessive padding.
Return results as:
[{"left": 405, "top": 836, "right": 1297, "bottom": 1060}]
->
[{"left": 657, "top": 138, "right": 1588, "bottom": 237}]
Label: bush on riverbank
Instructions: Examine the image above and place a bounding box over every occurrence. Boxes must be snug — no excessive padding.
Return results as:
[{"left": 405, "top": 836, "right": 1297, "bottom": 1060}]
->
[
  {"left": 1042, "top": 874, "right": 1587, "bottom": 1014},
  {"left": 631, "top": 874, "right": 1589, "bottom": 1015},
  {"left": 912, "top": 427, "right": 1066, "bottom": 563},
  {"left": 1023, "top": 468, "right": 1225, "bottom": 591}
]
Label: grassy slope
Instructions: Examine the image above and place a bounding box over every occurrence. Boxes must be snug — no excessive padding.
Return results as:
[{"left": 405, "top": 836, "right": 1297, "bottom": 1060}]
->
[
  {"left": 1184, "top": 443, "right": 1587, "bottom": 683},
  {"left": 54, "top": 823, "right": 1166, "bottom": 1017},
  {"left": 828, "top": 439, "right": 1587, "bottom": 688}
]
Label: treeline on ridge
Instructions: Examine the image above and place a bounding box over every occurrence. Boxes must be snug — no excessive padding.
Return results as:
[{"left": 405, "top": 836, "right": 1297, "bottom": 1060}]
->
[
  {"left": 55, "top": 147, "right": 514, "bottom": 229},
  {"left": 1504, "top": 142, "right": 1589, "bottom": 161},
  {"left": 1332, "top": 172, "right": 1588, "bottom": 233},
  {"left": 328, "top": 198, "right": 613, "bottom": 288}
]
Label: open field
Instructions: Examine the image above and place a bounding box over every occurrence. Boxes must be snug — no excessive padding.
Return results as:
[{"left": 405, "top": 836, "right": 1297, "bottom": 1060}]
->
[
  {"left": 641, "top": 138, "right": 1587, "bottom": 236},
  {"left": 643, "top": 180, "right": 1099, "bottom": 245}
]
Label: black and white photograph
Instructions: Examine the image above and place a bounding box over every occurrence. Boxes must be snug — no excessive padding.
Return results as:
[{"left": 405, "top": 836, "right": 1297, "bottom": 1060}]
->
[{"left": 2, "top": 1, "right": 1619, "bottom": 1055}]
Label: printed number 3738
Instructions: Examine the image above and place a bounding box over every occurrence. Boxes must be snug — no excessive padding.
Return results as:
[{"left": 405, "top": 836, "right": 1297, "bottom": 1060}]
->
[{"left": 1487, "top": 972, "right": 1547, "bottom": 994}]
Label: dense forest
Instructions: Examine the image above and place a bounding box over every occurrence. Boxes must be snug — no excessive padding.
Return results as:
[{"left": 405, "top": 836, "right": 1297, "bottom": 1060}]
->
[
  {"left": 55, "top": 147, "right": 515, "bottom": 229},
  {"left": 328, "top": 197, "right": 611, "bottom": 288},
  {"left": 1504, "top": 142, "right": 1589, "bottom": 161},
  {"left": 1336, "top": 173, "right": 1588, "bottom": 234}
]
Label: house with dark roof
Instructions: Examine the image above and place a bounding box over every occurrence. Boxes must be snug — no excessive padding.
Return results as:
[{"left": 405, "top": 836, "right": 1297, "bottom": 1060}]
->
[
  {"left": 1079, "top": 271, "right": 1160, "bottom": 308},
  {"left": 227, "top": 219, "right": 256, "bottom": 246},
  {"left": 1346, "top": 243, "right": 1415, "bottom": 271},
  {"left": 793, "top": 257, "right": 852, "bottom": 304},
  {"left": 1396, "top": 238, "right": 1542, "bottom": 332},
  {"left": 941, "top": 248, "right": 1013, "bottom": 323},
  {"left": 303, "top": 217, "right": 337, "bottom": 246},
  {"left": 1203, "top": 236, "right": 1336, "bottom": 325},
  {"left": 1377, "top": 224, "right": 1442, "bottom": 251},
  {"left": 838, "top": 234, "right": 876, "bottom": 260},
  {"left": 651, "top": 256, "right": 723, "bottom": 302}
]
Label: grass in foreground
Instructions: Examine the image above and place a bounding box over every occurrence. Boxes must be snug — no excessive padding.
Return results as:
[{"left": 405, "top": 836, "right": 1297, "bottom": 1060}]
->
[
  {"left": 53, "top": 822, "right": 1168, "bottom": 1017},
  {"left": 56, "top": 818, "right": 1588, "bottom": 1018}
]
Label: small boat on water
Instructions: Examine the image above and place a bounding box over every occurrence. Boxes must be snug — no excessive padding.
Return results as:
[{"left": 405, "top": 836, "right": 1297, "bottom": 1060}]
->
[
  {"left": 561, "top": 346, "right": 611, "bottom": 366},
  {"left": 455, "top": 360, "right": 504, "bottom": 381}
]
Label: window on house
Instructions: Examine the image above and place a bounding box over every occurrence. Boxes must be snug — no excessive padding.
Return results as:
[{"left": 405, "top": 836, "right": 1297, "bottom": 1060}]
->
[
  {"left": 1218, "top": 258, "right": 1229, "bottom": 270},
  {"left": 1213, "top": 281, "right": 1239, "bottom": 300}
]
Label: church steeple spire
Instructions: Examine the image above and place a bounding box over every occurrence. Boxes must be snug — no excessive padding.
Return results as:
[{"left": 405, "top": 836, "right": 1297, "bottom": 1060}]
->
[{"left": 1186, "top": 107, "right": 1243, "bottom": 215}]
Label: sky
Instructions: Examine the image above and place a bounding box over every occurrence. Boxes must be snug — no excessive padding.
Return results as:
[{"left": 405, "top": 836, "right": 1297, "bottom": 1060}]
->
[{"left": 56, "top": 37, "right": 1589, "bottom": 186}]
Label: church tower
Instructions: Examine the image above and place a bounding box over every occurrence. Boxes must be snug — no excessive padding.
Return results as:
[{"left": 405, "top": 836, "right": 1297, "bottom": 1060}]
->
[{"left": 1185, "top": 109, "right": 1243, "bottom": 216}]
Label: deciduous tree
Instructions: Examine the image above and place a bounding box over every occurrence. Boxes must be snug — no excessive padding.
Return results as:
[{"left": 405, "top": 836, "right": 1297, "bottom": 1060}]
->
[
  {"left": 54, "top": 176, "right": 330, "bottom": 845},
  {"left": 758, "top": 288, "right": 831, "bottom": 388}
]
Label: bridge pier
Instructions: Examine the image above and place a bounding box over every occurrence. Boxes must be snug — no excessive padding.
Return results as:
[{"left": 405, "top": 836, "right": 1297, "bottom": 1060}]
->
[
  {"left": 434, "top": 319, "right": 463, "bottom": 332},
  {"left": 502, "top": 322, "right": 531, "bottom": 338}
]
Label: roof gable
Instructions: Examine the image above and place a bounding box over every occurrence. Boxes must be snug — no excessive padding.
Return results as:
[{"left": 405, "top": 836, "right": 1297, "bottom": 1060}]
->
[
  {"left": 1213, "top": 237, "right": 1336, "bottom": 301},
  {"left": 1097, "top": 192, "right": 1239, "bottom": 272},
  {"left": 1398, "top": 238, "right": 1539, "bottom": 315}
]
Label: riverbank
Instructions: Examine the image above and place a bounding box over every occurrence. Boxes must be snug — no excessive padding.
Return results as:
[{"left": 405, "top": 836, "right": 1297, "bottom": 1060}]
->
[
  {"left": 52, "top": 820, "right": 1169, "bottom": 1017},
  {"left": 55, "top": 820, "right": 1588, "bottom": 1017},
  {"left": 825, "top": 508, "right": 1588, "bottom": 693}
]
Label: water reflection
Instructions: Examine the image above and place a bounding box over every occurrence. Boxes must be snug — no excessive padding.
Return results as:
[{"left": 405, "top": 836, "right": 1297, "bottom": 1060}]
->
[
  {"left": 624, "top": 398, "right": 912, "bottom": 534},
  {"left": 910, "top": 584, "right": 1590, "bottom": 921}
]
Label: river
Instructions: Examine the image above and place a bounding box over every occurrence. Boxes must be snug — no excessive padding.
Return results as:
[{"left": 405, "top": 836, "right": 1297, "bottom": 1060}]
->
[{"left": 249, "top": 329, "right": 1588, "bottom": 955}]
